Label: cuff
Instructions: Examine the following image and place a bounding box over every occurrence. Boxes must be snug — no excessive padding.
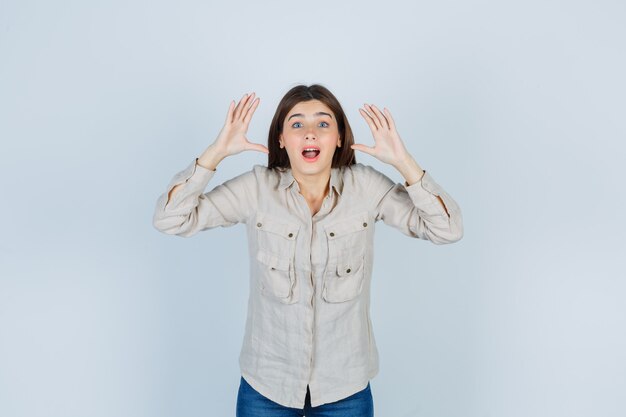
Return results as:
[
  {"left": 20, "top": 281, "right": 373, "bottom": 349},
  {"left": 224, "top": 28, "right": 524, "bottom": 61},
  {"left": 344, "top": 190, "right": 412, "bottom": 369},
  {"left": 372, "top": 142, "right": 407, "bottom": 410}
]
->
[
  {"left": 163, "top": 158, "right": 217, "bottom": 209},
  {"left": 166, "top": 158, "right": 215, "bottom": 188},
  {"left": 403, "top": 170, "right": 446, "bottom": 208}
]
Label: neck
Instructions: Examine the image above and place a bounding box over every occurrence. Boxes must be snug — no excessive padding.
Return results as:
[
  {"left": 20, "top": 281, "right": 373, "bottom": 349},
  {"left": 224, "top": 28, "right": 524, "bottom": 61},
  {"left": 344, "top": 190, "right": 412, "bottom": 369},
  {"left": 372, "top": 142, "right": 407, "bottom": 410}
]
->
[{"left": 293, "top": 168, "right": 331, "bottom": 201}]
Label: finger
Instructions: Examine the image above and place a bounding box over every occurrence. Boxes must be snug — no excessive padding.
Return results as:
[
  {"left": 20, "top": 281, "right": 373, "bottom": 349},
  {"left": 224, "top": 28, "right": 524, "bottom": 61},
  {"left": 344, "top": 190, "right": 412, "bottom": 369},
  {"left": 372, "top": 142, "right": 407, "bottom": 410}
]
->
[
  {"left": 241, "top": 92, "right": 255, "bottom": 117},
  {"left": 237, "top": 92, "right": 255, "bottom": 121},
  {"left": 232, "top": 93, "right": 246, "bottom": 120},
  {"left": 383, "top": 108, "right": 396, "bottom": 131},
  {"left": 370, "top": 104, "right": 389, "bottom": 130},
  {"left": 246, "top": 142, "right": 269, "bottom": 154},
  {"left": 359, "top": 108, "right": 378, "bottom": 132},
  {"left": 371, "top": 105, "right": 390, "bottom": 130},
  {"left": 225, "top": 100, "right": 235, "bottom": 124},
  {"left": 351, "top": 143, "right": 375, "bottom": 155},
  {"left": 243, "top": 97, "right": 260, "bottom": 125},
  {"left": 365, "top": 104, "right": 383, "bottom": 130},
  {"left": 234, "top": 92, "right": 252, "bottom": 121}
]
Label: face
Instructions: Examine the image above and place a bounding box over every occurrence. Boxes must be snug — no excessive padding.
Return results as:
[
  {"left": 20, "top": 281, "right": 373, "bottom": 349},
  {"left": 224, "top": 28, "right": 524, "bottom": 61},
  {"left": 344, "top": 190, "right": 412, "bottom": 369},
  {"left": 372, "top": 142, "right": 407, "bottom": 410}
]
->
[{"left": 279, "top": 99, "right": 341, "bottom": 177}]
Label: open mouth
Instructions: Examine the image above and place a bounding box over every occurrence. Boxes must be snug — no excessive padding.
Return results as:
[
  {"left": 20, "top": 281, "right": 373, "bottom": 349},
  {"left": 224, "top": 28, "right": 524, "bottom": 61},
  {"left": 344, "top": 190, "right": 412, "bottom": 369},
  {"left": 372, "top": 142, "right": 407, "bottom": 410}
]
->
[{"left": 302, "top": 147, "right": 321, "bottom": 160}]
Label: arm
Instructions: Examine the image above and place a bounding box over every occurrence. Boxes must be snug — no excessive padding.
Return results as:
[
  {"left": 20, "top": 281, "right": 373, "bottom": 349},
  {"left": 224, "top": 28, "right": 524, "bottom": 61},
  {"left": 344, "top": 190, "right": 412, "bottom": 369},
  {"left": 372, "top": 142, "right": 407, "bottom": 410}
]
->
[
  {"left": 396, "top": 153, "right": 451, "bottom": 217},
  {"left": 152, "top": 157, "right": 258, "bottom": 237},
  {"left": 367, "top": 163, "right": 463, "bottom": 244},
  {"left": 153, "top": 91, "right": 266, "bottom": 237},
  {"left": 166, "top": 143, "right": 224, "bottom": 205},
  {"left": 353, "top": 103, "right": 463, "bottom": 244}
]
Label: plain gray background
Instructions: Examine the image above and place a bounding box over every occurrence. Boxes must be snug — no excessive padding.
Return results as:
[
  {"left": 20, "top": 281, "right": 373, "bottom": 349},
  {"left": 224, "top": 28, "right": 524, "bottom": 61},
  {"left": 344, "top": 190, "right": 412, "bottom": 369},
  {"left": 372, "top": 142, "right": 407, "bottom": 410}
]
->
[{"left": 1, "top": 1, "right": 624, "bottom": 416}]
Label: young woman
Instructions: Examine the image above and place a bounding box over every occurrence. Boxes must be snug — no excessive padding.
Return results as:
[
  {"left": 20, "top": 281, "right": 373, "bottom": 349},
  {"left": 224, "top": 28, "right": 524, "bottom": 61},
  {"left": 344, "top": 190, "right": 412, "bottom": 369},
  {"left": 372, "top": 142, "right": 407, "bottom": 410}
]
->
[{"left": 153, "top": 84, "right": 463, "bottom": 416}]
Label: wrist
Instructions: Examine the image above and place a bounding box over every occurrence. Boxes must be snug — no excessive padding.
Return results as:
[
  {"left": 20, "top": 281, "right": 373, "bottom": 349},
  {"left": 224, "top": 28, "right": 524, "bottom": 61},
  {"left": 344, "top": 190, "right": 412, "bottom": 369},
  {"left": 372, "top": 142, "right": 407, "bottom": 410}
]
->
[
  {"left": 394, "top": 152, "right": 417, "bottom": 173},
  {"left": 197, "top": 144, "right": 226, "bottom": 171},
  {"left": 395, "top": 153, "right": 425, "bottom": 186}
]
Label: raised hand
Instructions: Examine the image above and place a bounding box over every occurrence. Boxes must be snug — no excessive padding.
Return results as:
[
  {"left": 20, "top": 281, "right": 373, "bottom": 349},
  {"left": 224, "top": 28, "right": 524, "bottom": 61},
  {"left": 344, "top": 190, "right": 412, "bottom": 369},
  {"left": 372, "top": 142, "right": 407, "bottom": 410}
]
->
[
  {"left": 212, "top": 92, "right": 268, "bottom": 157},
  {"left": 196, "top": 92, "right": 267, "bottom": 170},
  {"left": 352, "top": 104, "right": 411, "bottom": 168}
]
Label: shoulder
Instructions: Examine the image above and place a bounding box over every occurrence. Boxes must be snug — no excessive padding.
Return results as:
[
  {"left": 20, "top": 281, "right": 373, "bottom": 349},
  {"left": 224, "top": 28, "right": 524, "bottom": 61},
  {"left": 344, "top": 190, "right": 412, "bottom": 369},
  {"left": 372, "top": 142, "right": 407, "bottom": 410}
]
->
[
  {"left": 250, "top": 164, "right": 284, "bottom": 186},
  {"left": 250, "top": 164, "right": 269, "bottom": 181},
  {"left": 252, "top": 164, "right": 283, "bottom": 176},
  {"left": 345, "top": 162, "right": 398, "bottom": 198},
  {"left": 342, "top": 162, "right": 388, "bottom": 183}
]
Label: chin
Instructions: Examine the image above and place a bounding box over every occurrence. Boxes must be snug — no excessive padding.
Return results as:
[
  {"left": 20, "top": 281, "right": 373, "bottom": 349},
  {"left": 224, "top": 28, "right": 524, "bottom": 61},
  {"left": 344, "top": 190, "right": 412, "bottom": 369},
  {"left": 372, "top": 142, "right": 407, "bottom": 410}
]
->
[{"left": 293, "top": 160, "right": 331, "bottom": 174}]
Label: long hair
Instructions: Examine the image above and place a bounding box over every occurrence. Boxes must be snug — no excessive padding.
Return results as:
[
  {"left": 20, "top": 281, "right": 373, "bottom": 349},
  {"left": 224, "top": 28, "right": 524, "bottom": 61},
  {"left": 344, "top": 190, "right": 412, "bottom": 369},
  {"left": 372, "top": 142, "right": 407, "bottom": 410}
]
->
[{"left": 267, "top": 84, "right": 356, "bottom": 170}]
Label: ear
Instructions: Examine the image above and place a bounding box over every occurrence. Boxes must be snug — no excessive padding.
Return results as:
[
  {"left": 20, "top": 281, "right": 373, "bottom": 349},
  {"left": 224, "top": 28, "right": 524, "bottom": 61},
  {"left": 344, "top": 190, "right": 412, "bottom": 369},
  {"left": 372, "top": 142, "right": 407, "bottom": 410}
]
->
[{"left": 279, "top": 134, "right": 284, "bottom": 148}]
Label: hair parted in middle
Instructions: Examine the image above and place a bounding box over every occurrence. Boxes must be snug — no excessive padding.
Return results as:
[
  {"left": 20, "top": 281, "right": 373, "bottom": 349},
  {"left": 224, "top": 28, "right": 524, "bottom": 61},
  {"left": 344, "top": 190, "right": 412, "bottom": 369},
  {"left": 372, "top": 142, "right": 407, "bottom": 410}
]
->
[{"left": 267, "top": 84, "right": 357, "bottom": 170}]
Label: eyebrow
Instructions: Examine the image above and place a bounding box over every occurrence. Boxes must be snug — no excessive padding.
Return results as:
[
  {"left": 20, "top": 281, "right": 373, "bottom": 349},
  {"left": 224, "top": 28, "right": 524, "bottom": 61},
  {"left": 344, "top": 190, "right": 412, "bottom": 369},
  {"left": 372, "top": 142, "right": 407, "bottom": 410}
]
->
[{"left": 287, "top": 112, "right": 333, "bottom": 121}]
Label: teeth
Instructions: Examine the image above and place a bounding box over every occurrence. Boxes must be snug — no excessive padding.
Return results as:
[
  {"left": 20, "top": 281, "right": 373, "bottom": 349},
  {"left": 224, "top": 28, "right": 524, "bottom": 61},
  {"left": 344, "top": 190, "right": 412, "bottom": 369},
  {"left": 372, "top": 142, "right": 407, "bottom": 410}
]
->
[{"left": 303, "top": 148, "right": 319, "bottom": 151}]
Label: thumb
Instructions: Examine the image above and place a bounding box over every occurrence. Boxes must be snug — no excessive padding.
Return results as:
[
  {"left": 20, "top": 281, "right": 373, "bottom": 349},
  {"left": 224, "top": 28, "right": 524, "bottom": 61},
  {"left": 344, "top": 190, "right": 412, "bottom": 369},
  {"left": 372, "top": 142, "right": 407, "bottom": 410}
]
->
[
  {"left": 247, "top": 142, "right": 270, "bottom": 154},
  {"left": 351, "top": 143, "right": 374, "bottom": 155}
]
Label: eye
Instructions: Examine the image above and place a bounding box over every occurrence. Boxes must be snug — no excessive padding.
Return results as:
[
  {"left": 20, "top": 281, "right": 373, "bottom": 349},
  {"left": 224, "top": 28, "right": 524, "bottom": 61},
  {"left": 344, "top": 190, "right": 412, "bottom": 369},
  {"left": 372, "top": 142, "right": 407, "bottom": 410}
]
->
[
  {"left": 291, "top": 122, "right": 302, "bottom": 128},
  {"left": 319, "top": 121, "right": 329, "bottom": 127}
]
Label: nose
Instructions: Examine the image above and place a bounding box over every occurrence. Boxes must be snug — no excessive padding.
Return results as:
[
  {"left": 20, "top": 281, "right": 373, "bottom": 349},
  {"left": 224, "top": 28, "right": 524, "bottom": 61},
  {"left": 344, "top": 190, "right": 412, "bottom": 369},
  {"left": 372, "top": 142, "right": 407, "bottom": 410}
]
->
[{"left": 305, "top": 129, "right": 317, "bottom": 140}]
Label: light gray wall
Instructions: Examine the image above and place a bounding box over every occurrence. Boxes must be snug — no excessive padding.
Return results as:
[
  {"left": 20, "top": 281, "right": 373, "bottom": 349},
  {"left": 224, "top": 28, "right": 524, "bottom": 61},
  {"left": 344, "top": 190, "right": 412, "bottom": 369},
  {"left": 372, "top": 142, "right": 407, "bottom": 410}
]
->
[{"left": 1, "top": 1, "right": 624, "bottom": 416}]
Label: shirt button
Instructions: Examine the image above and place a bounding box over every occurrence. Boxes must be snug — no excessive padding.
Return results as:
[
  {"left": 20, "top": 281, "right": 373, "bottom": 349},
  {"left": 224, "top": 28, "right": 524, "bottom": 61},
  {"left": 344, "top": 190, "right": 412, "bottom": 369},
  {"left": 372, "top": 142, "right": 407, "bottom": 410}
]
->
[
  {"left": 288, "top": 233, "right": 293, "bottom": 238},
  {"left": 257, "top": 222, "right": 262, "bottom": 228},
  {"left": 363, "top": 222, "right": 367, "bottom": 227},
  {"left": 329, "top": 232, "right": 335, "bottom": 237},
  {"left": 346, "top": 268, "right": 351, "bottom": 273}
]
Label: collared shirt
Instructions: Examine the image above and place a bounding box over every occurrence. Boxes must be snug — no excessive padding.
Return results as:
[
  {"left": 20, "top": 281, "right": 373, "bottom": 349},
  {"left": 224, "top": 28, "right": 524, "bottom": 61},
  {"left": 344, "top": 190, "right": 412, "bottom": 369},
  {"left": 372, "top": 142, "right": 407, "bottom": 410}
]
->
[{"left": 152, "top": 158, "right": 463, "bottom": 408}]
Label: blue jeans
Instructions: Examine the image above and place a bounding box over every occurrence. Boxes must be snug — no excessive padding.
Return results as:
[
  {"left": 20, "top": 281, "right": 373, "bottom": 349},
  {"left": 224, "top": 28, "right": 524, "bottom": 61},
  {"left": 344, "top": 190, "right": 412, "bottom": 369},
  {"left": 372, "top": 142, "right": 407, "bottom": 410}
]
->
[{"left": 236, "top": 376, "right": 374, "bottom": 417}]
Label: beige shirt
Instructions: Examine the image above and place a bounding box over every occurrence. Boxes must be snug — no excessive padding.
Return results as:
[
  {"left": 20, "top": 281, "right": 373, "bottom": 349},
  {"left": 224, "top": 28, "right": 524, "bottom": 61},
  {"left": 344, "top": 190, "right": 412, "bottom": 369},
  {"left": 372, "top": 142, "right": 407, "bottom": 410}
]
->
[{"left": 152, "top": 157, "right": 463, "bottom": 408}]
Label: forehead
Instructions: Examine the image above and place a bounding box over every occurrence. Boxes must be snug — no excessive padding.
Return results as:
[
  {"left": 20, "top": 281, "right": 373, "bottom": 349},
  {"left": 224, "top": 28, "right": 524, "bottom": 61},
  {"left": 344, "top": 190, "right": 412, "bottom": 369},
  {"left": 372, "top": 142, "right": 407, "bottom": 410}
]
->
[{"left": 286, "top": 99, "right": 334, "bottom": 117}]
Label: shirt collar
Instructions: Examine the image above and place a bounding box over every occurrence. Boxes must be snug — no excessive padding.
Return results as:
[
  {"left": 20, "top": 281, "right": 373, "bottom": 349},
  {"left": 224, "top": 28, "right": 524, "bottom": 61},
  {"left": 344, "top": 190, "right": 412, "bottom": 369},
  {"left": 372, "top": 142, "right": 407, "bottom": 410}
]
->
[{"left": 278, "top": 166, "right": 343, "bottom": 196}]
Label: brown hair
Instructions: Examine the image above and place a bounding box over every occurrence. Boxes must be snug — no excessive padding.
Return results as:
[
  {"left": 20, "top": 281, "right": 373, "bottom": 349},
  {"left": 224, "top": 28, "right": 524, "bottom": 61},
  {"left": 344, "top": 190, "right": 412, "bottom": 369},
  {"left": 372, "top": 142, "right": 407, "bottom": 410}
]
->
[{"left": 267, "top": 84, "right": 356, "bottom": 170}]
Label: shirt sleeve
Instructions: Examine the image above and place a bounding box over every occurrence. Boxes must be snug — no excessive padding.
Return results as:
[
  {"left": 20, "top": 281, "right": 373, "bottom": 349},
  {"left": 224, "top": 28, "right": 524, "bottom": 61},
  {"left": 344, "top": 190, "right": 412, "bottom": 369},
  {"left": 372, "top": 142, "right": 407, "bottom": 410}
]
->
[
  {"left": 152, "top": 158, "right": 257, "bottom": 237},
  {"left": 367, "top": 165, "right": 464, "bottom": 244}
]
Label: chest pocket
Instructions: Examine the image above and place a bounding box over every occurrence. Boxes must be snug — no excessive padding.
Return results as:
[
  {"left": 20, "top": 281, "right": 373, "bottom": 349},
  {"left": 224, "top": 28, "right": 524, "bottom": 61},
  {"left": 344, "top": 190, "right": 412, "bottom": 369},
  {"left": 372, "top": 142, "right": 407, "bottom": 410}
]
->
[
  {"left": 255, "top": 213, "right": 300, "bottom": 304},
  {"left": 322, "top": 211, "right": 369, "bottom": 303}
]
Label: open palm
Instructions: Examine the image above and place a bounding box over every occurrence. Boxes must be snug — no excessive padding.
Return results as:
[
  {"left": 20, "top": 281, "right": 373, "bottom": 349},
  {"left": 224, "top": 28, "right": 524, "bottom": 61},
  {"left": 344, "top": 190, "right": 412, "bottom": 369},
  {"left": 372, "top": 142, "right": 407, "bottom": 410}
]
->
[
  {"left": 352, "top": 104, "right": 411, "bottom": 167},
  {"left": 214, "top": 92, "right": 268, "bottom": 157}
]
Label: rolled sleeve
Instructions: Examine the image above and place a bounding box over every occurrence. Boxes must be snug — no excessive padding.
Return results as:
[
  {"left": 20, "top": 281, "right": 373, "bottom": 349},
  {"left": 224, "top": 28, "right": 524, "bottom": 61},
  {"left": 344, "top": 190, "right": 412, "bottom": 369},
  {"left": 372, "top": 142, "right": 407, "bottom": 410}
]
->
[
  {"left": 152, "top": 158, "right": 257, "bottom": 237},
  {"left": 370, "top": 166, "right": 464, "bottom": 244}
]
